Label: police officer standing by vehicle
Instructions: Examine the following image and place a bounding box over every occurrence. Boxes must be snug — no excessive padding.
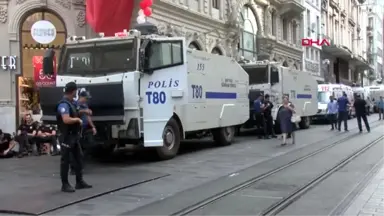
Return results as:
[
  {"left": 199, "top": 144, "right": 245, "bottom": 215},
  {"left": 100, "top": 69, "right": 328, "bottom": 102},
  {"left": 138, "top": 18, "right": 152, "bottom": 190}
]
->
[
  {"left": 70, "top": 91, "right": 96, "bottom": 175},
  {"left": 263, "top": 94, "right": 277, "bottom": 139},
  {"left": 253, "top": 94, "right": 266, "bottom": 139},
  {"left": 57, "top": 82, "right": 92, "bottom": 192}
]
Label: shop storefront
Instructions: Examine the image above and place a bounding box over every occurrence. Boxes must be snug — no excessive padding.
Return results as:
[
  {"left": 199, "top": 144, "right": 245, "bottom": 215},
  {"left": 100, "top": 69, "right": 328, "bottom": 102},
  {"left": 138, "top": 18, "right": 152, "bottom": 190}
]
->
[{"left": 0, "top": 0, "right": 94, "bottom": 133}]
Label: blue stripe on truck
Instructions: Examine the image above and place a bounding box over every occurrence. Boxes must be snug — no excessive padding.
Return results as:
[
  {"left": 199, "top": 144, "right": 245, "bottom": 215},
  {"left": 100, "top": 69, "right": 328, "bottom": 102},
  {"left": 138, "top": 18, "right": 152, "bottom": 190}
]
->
[
  {"left": 297, "top": 94, "right": 312, "bottom": 99},
  {"left": 205, "top": 92, "right": 237, "bottom": 99}
]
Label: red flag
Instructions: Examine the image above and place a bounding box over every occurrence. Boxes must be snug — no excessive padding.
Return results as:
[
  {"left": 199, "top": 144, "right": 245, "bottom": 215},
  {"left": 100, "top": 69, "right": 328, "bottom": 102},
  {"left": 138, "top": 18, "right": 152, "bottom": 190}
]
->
[{"left": 86, "top": 0, "right": 135, "bottom": 36}]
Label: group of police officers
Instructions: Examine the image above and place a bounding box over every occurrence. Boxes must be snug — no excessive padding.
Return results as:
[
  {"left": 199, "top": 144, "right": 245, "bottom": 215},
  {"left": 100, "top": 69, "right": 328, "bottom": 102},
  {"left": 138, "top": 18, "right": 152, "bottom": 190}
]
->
[
  {"left": 326, "top": 92, "right": 371, "bottom": 133},
  {"left": 253, "top": 94, "right": 277, "bottom": 139},
  {"left": 252, "top": 91, "right": 375, "bottom": 140}
]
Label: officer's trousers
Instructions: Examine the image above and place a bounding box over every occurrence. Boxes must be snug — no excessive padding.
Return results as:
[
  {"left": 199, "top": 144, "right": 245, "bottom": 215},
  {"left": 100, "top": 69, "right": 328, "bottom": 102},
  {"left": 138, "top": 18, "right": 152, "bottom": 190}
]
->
[
  {"left": 70, "top": 129, "right": 94, "bottom": 171},
  {"left": 61, "top": 141, "right": 83, "bottom": 184}
]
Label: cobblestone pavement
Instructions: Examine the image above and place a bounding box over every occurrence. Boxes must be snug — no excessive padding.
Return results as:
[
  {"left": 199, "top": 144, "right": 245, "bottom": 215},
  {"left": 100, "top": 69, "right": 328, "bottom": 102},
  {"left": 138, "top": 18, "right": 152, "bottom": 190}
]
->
[{"left": 343, "top": 163, "right": 384, "bottom": 216}]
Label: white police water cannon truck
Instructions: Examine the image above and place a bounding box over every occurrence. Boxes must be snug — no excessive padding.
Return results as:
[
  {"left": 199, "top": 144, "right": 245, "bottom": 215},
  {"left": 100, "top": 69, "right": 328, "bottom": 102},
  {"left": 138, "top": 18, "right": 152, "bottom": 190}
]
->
[
  {"left": 239, "top": 60, "right": 318, "bottom": 132},
  {"left": 39, "top": 23, "right": 249, "bottom": 160}
]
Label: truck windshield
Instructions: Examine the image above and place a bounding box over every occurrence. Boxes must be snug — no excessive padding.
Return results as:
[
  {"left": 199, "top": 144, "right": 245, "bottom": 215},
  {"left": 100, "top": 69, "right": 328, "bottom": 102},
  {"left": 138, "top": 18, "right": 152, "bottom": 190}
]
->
[
  {"left": 242, "top": 66, "right": 268, "bottom": 84},
  {"left": 318, "top": 91, "right": 331, "bottom": 103},
  {"left": 59, "top": 40, "right": 136, "bottom": 76}
]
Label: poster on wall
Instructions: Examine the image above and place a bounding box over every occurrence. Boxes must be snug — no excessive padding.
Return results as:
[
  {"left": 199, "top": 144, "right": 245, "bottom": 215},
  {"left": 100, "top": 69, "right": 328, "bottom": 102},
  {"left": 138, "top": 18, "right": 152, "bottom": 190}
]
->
[{"left": 33, "top": 56, "right": 56, "bottom": 87}]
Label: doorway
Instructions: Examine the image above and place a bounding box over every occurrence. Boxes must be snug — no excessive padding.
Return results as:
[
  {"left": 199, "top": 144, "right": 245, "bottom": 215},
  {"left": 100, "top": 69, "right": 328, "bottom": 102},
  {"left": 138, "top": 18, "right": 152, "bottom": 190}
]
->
[{"left": 17, "top": 10, "right": 67, "bottom": 123}]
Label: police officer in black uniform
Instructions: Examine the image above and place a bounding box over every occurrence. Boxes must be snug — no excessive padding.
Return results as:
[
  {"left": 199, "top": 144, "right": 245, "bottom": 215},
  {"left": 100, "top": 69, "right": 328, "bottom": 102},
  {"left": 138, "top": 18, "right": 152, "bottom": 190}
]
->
[{"left": 57, "top": 82, "right": 92, "bottom": 192}]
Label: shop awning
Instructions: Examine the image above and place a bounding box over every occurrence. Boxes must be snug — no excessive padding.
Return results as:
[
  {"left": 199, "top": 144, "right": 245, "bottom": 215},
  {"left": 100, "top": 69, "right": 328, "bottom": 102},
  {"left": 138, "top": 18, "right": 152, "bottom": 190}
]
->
[{"left": 86, "top": 0, "right": 135, "bottom": 36}]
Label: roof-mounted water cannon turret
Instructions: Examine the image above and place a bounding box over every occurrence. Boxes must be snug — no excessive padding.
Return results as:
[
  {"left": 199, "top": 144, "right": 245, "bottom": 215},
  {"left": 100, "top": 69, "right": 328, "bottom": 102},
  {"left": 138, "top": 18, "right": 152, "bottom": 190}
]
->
[
  {"left": 128, "top": 29, "right": 141, "bottom": 37},
  {"left": 131, "top": 22, "right": 158, "bottom": 35}
]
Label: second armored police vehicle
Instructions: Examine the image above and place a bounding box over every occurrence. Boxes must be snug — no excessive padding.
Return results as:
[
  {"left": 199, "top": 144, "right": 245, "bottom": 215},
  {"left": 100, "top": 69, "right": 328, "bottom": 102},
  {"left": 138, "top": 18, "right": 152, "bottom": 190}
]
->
[{"left": 240, "top": 60, "right": 318, "bottom": 132}]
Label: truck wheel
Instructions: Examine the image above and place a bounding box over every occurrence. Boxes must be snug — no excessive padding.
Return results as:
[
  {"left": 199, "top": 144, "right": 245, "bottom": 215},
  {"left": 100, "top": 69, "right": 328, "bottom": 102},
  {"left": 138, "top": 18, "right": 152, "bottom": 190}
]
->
[
  {"left": 299, "top": 116, "right": 311, "bottom": 129},
  {"left": 155, "top": 118, "right": 181, "bottom": 160},
  {"left": 212, "top": 126, "right": 235, "bottom": 146}
]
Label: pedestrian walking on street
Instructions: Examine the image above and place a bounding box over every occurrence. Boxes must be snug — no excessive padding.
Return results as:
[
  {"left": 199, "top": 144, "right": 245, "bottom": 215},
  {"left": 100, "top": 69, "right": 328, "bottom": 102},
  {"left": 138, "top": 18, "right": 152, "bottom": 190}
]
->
[
  {"left": 326, "top": 95, "right": 338, "bottom": 130},
  {"left": 337, "top": 92, "right": 350, "bottom": 132},
  {"left": 263, "top": 94, "right": 277, "bottom": 139},
  {"left": 377, "top": 96, "right": 384, "bottom": 120},
  {"left": 353, "top": 94, "right": 370, "bottom": 133},
  {"left": 278, "top": 95, "right": 296, "bottom": 146},
  {"left": 57, "top": 82, "right": 92, "bottom": 193}
]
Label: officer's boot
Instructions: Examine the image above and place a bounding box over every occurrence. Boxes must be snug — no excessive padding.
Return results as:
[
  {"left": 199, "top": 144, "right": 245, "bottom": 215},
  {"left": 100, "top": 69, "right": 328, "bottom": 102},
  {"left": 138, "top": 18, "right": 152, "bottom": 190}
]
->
[
  {"left": 75, "top": 179, "right": 92, "bottom": 189},
  {"left": 75, "top": 172, "right": 92, "bottom": 189},
  {"left": 61, "top": 161, "right": 75, "bottom": 192},
  {"left": 61, "top": 183, "right": 75, "bottom": 193},
  {"left": 61, "top": 174, "right": 75, "bottom": 192}
]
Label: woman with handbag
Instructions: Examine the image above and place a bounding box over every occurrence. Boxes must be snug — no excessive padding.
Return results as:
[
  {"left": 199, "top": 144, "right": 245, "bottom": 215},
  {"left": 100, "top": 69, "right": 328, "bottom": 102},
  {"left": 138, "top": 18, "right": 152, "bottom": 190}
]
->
[{"left": 278, "top": 95, "right": 297, "bottom": 145}]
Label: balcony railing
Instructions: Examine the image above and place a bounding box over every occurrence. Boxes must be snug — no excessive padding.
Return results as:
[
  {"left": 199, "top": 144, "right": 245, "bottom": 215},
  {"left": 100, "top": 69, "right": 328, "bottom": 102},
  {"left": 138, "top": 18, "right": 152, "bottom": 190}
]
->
[{"left": 367, "top": 26, "right": 373, "bottom": 31}]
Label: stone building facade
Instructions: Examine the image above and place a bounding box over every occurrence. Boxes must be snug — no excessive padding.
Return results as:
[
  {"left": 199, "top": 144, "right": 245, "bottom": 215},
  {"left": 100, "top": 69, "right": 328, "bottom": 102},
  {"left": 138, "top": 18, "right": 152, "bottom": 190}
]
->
[
  {"left": 147, "top": 0, "right": 304, "bottom": 69},
  {"left": 0, "top": 0, "right": 91, "bottom": 133},
  {"left": 321, "top": 0, "right": 370, "bottom": 85}
]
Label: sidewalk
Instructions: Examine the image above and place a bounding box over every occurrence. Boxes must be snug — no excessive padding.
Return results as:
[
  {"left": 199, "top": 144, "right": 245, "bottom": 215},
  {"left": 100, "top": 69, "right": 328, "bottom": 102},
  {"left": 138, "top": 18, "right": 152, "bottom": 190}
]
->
[
  {"left": 0, "top": 156, "right": 168, "bottom": 215},
  {"left": 343, "top": 163, "right": 384, "bottom": 216}
]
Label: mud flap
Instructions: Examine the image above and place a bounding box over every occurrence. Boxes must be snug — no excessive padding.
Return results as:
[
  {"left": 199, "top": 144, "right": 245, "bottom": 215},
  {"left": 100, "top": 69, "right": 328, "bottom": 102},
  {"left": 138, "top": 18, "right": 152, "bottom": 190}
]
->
[{"left": 39, "top": 83, "right": 124, "bottom": 124}]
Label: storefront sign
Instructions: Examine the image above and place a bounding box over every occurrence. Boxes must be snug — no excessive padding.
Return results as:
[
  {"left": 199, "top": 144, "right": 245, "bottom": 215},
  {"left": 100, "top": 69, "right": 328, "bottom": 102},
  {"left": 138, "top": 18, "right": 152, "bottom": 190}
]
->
[
  {"left": 1, "top": 56, "right": 17, "bottom": 70},
  {"left": 31, "top": 20, "right": 57, "bottom": 44},
  {"left": 33, "top": 56, "right": 56, "bottom": 87}
]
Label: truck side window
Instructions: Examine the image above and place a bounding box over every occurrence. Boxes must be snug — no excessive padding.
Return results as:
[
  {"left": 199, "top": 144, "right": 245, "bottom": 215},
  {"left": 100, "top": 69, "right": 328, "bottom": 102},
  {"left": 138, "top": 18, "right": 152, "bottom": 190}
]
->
[
  {"left": 270, "top": 67, "right": 279, "bottom": 84},
  {"left": 148, "top": 41, "right": 183, "bottom": 69}
]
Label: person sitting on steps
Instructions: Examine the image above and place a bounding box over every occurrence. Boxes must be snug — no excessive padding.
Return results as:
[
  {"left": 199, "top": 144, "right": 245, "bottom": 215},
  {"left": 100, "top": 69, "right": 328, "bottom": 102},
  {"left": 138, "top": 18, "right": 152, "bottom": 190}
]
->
[
  {"left": 36, "top": 123, "right": 59, "bottom": 156},
  {"left": 14, "top": 114, "right": 38, "bottom": 157}
]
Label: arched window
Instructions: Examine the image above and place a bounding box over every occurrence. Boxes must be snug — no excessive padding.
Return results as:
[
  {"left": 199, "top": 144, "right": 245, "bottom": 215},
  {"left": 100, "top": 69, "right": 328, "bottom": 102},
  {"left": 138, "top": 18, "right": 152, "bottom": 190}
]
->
[
  {"left": 211, "top": 47, "right": 223, "bottom": 55},
  {"left": 18, "top": 10, "right": 67, "bottom": 120},
  {"left": 189, "top": 42, "right": 201, "bottom": 50},
  {"left": 239, "top": 6, "right": 258, "bottom": 60},
  {"left": 21, "top": 11, "right": 66, "bottom": 78}
]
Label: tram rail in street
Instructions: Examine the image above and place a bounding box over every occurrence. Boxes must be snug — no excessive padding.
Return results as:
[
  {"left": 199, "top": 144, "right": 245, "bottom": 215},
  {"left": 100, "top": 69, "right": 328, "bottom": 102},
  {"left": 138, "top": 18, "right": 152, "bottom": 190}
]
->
[
  {"left": 170, "top": 121, "right": 384, "bottom": 216},
  {"left": 260, "top": 135, "right": 384, "bottom": 216}
]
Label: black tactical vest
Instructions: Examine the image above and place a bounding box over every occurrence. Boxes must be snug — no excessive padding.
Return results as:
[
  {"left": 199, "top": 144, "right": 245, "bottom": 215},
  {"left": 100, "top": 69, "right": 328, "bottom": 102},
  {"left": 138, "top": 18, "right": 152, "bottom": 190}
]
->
[{"left": 56, "top": 98, "right": 80, "bottom": 143}]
